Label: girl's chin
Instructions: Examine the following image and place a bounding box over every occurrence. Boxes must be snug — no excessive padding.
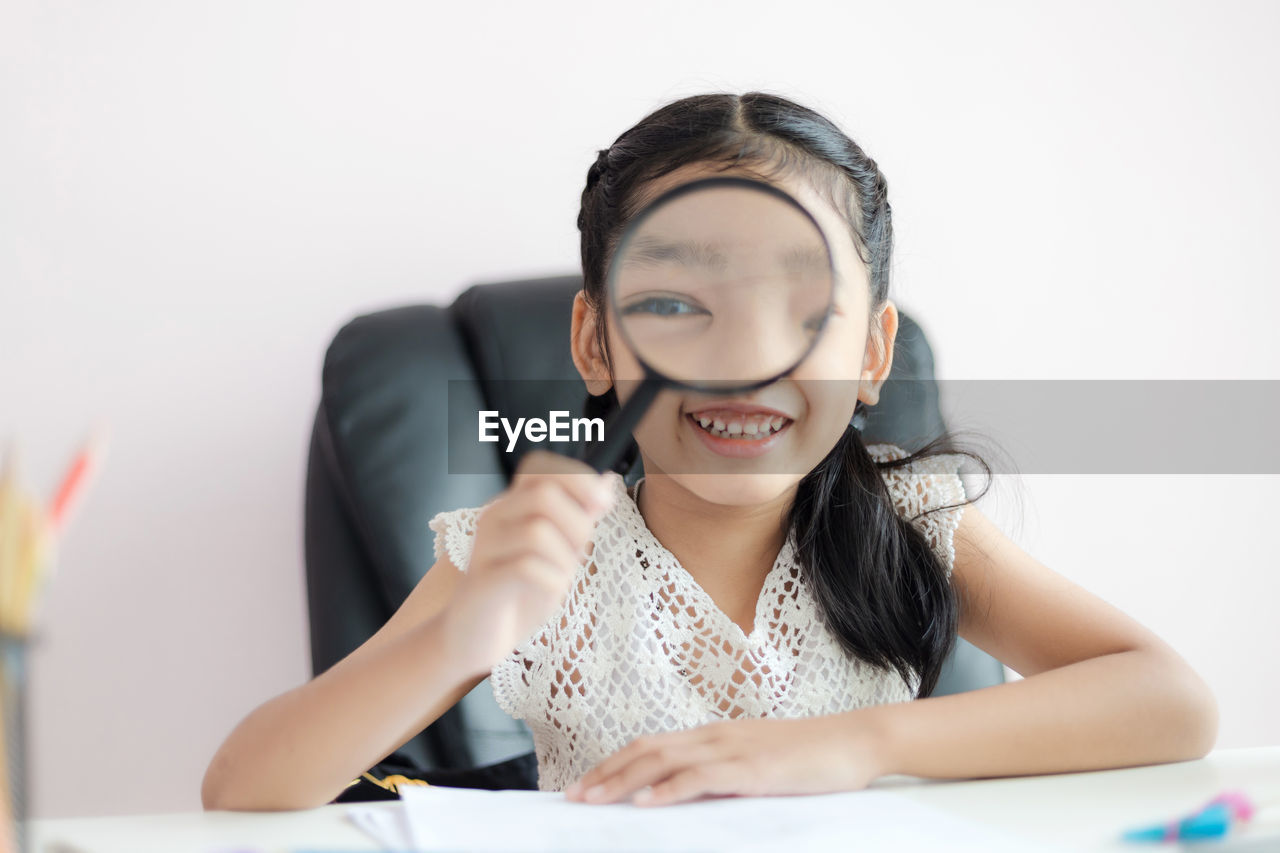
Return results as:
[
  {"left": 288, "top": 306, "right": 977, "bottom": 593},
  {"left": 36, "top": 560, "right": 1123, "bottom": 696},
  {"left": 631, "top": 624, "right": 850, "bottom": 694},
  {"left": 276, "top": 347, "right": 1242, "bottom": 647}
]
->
[{"left": 663, "top": 472, "right": 803, "bottom": 508}]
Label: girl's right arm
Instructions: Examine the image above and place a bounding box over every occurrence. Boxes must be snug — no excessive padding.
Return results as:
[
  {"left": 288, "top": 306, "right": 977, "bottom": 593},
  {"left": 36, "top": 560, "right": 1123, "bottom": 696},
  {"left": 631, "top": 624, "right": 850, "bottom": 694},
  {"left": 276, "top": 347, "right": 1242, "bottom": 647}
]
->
[
  {"left": 200, "top": 547, "right": 485, "bottom": 811},
  {"left": 201, "top": 450, "right": 615, "bottom": 811}
]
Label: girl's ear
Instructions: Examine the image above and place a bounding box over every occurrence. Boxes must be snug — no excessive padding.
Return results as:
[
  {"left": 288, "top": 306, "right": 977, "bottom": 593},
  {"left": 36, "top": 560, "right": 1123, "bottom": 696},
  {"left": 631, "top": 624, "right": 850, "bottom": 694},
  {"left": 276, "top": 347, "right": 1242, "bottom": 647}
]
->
[
  {"left": 858, "top": 300, "right": 899, "bottom": 407},
  {"left": 571, "top": 290, "right": 613, "bottom": 395}
]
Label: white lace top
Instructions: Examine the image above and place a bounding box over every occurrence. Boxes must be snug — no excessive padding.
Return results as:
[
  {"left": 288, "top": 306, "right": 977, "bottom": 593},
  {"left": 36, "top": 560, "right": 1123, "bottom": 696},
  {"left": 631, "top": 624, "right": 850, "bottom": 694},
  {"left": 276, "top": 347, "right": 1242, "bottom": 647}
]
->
[{"left": 427, "top": 442, "right": 968, "bottom": 792}]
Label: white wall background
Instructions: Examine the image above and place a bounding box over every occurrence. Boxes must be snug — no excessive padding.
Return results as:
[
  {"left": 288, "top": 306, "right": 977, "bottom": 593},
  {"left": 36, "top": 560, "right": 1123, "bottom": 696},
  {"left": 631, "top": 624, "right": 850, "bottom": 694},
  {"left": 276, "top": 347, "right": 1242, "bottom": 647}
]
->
[{"left": 2, "top": 0, "right": 1276, "bottom": 819}]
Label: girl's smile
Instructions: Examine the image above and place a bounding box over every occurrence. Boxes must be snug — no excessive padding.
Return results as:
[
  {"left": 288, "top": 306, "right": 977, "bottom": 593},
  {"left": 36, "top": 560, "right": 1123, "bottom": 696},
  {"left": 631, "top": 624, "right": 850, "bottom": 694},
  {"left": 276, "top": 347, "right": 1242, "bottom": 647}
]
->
[{"left": 683, "top": 401, "right": 794, "bottom": 458}]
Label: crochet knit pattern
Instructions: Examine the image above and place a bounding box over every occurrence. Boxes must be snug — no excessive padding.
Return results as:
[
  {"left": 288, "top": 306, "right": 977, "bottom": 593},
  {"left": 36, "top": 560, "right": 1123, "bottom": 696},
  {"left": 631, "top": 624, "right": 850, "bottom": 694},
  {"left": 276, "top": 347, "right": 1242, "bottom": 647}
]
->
[{"left": 428, "top": 442, "right": 968, "bottom": 791}]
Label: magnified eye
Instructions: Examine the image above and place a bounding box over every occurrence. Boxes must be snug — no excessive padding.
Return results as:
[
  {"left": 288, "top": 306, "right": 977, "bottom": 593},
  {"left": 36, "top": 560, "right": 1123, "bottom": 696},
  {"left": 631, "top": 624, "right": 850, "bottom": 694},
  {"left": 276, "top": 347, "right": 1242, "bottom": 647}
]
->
[
  {"left": 803, "top": 308, "right": 832, "bottom": 334},
  {"left": 619, "top": 294, "right": 710, "bottom": 317}
]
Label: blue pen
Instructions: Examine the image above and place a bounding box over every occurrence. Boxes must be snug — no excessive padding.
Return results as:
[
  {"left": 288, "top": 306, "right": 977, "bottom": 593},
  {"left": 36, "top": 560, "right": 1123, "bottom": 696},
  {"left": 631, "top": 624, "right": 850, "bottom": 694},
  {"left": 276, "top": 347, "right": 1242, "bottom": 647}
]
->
[
  {"left": 1121, "top": 789, "right": 1280, "bottom": 845},
  {"left": 1122, "top": 801, "right": 1236, "bottom": 842}
]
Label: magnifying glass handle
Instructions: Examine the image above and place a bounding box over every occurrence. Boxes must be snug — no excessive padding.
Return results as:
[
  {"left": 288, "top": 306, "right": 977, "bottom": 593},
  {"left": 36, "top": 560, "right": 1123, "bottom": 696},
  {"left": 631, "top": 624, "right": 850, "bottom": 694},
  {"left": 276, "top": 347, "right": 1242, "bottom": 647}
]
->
[{"left": 580, "top": 377, "right": 662, "bottom": 474}]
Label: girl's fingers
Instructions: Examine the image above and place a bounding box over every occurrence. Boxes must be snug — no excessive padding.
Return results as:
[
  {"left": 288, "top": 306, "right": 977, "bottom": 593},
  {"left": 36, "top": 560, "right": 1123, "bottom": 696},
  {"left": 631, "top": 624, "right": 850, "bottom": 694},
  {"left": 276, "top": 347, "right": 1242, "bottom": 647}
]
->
[
  {"left": 636, "top": 759, "right": 755, "bottom": 807},
  {"left": 512, "top": 481, "right": 607, "bottom": 549},
  {"left": 500, "top": 552, "right": 578, "bottom": 600},
  {"left": 575, "top": 742, "right": 725, "bottom": 805},
  {"left": 481, "top": 476, "right": 612, "bottom": 557},
  {"left": 478, "top": 488, "right": 598, "bottom": 568},
  {"left": 511, "top": 451, "right": 614, "bottom": 514},
  {"left": 495, "top": 541, "right": 584, "bottom": 592},
  {"left": 567, "top": 730, "right": 706, "bottom": 801}
]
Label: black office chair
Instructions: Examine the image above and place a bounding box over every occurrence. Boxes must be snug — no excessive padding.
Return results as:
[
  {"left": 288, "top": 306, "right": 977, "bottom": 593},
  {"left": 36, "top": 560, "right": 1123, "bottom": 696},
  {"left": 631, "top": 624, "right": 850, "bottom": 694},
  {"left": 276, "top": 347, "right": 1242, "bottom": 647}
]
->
[{"left": 305, "top": 273, "right": 1004, "bottom": 797}]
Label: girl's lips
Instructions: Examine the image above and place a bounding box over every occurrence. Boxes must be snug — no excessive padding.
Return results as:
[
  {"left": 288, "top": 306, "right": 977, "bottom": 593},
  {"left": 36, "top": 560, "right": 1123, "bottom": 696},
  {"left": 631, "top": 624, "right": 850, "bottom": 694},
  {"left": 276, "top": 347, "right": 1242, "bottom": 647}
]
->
[{"left": 685, "top": 413, "right": 792, "bottom": 459}]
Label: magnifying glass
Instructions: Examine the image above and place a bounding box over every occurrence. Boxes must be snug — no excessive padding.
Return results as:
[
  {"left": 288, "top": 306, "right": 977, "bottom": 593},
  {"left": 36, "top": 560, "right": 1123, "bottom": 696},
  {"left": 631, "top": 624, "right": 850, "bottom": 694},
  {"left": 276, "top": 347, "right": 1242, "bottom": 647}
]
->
[{"left": 580, "top": 175, "right": 838, "bottom": 473}]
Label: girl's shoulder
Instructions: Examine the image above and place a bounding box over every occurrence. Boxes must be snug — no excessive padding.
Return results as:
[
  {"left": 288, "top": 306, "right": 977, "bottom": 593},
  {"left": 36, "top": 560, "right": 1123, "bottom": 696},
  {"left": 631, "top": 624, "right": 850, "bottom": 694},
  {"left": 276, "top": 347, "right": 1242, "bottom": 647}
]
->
[
  {"left": 865, "top": 442, "right": 969, "bottom": 579},
  {"left": 427, "top": 503, "right": 485, "bottom": 573},
  {"left": 426, "top": 472, "right": 630, "bottom": 574},
  {"left": 865, "top": 440, "right": 967, "bottom": 486}
]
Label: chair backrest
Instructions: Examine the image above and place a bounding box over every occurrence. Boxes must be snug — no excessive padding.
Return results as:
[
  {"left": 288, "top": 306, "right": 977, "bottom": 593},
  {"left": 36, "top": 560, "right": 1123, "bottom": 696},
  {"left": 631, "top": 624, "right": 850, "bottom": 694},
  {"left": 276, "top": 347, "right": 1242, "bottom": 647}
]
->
[{"left": 305, "top": 273, "right": 1004, "bottom": 781}]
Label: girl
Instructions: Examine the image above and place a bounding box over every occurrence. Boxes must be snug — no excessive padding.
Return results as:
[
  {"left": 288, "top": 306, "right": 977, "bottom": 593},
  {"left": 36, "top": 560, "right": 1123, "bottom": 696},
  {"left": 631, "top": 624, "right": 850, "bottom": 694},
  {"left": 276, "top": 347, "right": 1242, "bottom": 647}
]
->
[{"left": 202, "top": 92, "right": 1218, "bottom": 811}]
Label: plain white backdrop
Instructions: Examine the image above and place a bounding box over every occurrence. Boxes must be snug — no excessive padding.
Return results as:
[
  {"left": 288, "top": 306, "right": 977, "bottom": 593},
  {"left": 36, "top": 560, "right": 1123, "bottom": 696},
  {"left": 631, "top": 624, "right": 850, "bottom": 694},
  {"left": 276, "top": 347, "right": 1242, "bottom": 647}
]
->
[{"left": 2, "top": 0, "right": 1277, "bottom": 819}]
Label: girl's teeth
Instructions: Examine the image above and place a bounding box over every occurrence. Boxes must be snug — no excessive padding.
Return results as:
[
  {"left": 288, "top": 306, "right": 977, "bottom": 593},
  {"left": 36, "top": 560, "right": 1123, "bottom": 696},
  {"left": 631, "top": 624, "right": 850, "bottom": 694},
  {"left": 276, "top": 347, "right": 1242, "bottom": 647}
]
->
[{"left": 690, "top": 413, "right": 791, "bottom": 440}]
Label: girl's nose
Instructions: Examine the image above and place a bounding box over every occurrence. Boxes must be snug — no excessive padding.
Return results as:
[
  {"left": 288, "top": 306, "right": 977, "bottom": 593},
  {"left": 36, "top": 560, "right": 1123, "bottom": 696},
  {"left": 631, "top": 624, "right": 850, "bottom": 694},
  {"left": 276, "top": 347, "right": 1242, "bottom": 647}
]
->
[{"left": 697, "top": 285, "right": 814, "bottom": 383}]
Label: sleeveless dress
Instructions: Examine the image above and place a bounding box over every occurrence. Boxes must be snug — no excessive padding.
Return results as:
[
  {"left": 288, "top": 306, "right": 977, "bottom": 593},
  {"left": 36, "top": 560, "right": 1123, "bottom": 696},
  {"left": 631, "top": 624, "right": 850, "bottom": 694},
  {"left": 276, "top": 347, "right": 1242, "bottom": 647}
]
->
[{"left": 427, "top": 442, "right": 968, "bottom": 792}]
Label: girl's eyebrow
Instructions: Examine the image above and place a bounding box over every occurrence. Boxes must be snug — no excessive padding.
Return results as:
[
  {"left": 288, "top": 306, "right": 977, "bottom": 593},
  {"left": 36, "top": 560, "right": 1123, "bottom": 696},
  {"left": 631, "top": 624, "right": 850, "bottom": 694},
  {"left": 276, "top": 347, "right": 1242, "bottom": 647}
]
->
[
  {"left": 780, "top": 245, "right": 832, "bottom": 276},
  {"left": 623, "top": 237, "right": 727, "bottom": 270},
  {"left": 623, "top": 237, "right": 832, "bottom": 276}
]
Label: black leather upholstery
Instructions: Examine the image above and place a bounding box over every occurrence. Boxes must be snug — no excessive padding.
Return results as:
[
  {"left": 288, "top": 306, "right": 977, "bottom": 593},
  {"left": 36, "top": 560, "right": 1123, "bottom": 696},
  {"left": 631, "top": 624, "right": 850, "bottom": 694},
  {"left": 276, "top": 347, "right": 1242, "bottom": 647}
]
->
[{"left": 305, "top": 273, "right": 1004, "bottom": 793}]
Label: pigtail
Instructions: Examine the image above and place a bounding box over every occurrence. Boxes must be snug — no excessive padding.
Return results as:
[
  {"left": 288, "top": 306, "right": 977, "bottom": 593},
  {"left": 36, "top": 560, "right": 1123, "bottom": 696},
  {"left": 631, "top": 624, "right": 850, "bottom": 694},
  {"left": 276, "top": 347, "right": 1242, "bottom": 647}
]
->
[{"left": 789, "top": 418, "right": 965, "bottom": 698}]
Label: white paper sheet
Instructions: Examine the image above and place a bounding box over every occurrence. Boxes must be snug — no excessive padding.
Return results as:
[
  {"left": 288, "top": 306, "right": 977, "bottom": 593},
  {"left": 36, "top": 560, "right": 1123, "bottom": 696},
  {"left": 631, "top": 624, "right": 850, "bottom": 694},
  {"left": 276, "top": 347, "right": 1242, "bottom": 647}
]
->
[
  {"left": 377, "top": 784, "right": 1066, "bottom": 852},
  {"left": 347, "top": 803, "right": 413, "bottom": 849}
]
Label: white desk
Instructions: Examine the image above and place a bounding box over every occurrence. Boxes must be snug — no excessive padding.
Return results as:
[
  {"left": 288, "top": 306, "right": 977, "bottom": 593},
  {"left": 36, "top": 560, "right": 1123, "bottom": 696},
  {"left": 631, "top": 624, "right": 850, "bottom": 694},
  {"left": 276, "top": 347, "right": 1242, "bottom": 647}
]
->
[{"left": 28, "top": 747, "right": 1280, "bottom": 852}]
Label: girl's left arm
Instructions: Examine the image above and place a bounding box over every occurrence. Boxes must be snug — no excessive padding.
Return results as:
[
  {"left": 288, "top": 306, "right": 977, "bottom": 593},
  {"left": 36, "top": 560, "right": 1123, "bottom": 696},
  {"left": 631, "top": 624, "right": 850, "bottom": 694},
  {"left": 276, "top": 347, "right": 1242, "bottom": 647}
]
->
[
  {"left": 866, "top": 500, "right": 1219, "bottom": 780},
  {"left": 566, "top": 503, "right": 1219, "bottom": 807}
]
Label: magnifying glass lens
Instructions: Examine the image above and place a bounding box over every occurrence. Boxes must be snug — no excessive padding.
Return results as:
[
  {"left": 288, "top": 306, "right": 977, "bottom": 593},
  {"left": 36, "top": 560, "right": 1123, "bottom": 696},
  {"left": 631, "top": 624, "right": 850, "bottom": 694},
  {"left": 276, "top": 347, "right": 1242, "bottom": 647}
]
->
[{"left": 608, "top": 178, "right": 836, "bottom": 389}]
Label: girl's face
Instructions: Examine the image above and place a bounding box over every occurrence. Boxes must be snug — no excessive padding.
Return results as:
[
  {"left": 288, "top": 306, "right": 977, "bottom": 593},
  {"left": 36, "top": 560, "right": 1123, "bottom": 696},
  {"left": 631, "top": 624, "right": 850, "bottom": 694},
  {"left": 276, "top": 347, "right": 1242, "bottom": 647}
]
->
[{"left": 571, "top": 160, "right": 899, "bottom": 508}]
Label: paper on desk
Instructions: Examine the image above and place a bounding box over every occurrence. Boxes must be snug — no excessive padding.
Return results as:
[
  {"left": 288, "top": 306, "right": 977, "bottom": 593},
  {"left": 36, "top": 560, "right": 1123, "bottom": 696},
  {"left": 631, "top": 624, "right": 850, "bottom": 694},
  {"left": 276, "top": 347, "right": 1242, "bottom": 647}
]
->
[
  {"left": 371, "top": 784, "right": 1067, "bottom": 852},
  {"left": 347, "top": 803, "right": 413, "bottom": 849}
]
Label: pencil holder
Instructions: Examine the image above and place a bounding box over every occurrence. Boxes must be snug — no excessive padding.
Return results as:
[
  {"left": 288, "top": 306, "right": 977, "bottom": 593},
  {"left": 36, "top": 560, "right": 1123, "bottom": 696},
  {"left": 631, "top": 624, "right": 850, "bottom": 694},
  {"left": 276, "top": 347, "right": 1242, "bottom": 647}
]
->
[{"left": 0, "top": 633, "right": 28, "bottom": 853}]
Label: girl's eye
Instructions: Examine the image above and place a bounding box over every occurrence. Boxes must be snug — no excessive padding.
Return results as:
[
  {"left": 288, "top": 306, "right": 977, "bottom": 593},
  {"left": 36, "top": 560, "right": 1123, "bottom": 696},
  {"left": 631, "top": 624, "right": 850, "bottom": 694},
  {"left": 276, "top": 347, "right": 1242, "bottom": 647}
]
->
[
  {"left": 619, "top": 295, "right": 709, "bottom": 317},
  {"left": 803, "top": 308, "right": 834, "bottom": 333}
]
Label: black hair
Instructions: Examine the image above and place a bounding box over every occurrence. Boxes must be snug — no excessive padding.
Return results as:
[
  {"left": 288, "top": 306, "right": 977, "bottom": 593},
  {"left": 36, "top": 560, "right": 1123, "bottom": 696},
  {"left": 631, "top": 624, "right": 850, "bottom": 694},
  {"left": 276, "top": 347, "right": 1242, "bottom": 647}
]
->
[{"left": 576, "top": 92, "right": 996, "bottom": 698}]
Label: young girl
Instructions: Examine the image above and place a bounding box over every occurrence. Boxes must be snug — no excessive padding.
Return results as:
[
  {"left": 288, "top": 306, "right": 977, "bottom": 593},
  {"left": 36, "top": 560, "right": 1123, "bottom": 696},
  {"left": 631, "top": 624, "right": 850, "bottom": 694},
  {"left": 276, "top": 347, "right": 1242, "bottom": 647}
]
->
[{"left": 202, "top": 92, "right": 1218, "bottom": 811}]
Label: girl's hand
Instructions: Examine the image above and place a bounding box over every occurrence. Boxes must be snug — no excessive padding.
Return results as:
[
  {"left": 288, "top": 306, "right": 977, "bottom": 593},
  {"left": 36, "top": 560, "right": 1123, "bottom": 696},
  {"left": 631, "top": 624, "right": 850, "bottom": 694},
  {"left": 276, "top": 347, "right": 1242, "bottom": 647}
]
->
[
  {"left": 444, "top": 450, "right": 615, "bottom": 675},
  {"left": 563, "top": 712, "right": 891, "bottom": 807}
]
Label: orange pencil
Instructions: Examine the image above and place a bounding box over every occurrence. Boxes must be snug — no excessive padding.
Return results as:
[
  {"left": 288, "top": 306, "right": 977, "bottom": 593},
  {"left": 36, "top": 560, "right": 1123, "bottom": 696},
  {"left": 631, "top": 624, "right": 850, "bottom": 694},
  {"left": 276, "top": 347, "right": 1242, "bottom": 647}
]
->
[{"left": 48, "top": 427, "right": 107, "bottom": 536}]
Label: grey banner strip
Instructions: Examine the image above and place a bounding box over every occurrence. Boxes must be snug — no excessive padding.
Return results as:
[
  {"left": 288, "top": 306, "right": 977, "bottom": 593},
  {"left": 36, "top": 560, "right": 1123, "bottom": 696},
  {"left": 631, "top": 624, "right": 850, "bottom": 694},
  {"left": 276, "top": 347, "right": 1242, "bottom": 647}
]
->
[
  {"left": 443, "top": 379, "right": 1280, "bottom": 475},
  {"left": 938, "top": 380, "right": 1279, "bottom": 475}
]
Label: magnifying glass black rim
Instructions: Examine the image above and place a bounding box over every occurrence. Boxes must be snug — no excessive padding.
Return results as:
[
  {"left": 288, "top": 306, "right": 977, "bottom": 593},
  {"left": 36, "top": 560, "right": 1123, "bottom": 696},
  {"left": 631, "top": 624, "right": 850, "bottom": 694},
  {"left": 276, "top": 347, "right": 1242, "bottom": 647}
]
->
[{"left": 605, "top": 174, "right": 838, "bottom": 395}]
